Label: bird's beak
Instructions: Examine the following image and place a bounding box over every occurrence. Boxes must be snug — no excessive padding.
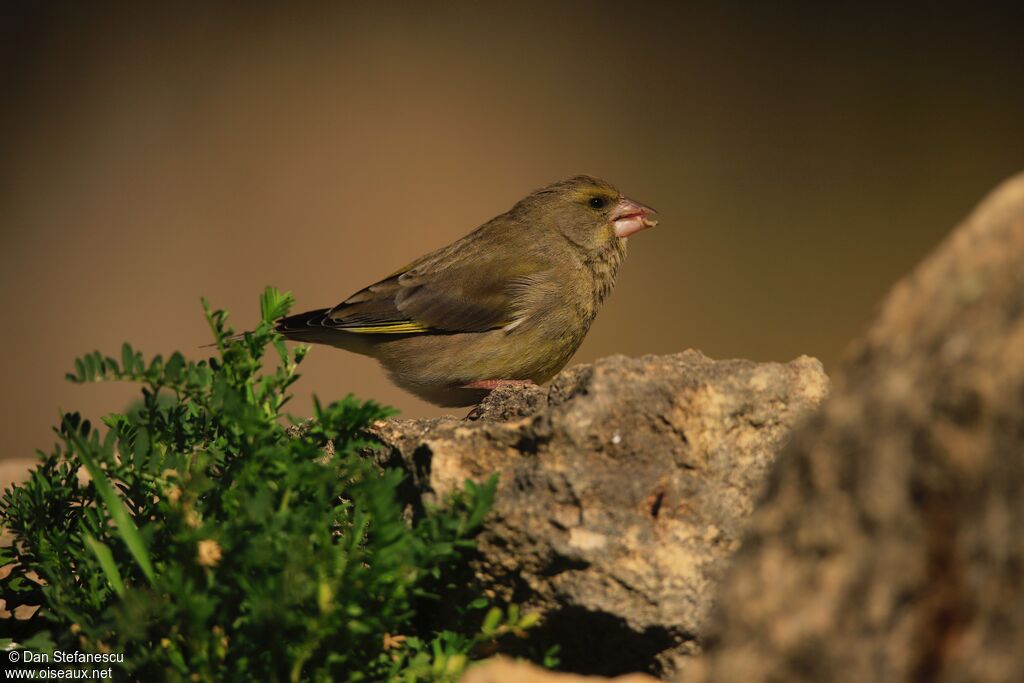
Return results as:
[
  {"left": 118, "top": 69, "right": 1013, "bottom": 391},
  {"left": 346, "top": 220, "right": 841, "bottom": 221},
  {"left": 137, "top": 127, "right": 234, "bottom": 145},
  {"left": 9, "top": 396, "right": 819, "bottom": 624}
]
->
[{"left": 611, "top": 196, "right": 658, "bottom": 238}]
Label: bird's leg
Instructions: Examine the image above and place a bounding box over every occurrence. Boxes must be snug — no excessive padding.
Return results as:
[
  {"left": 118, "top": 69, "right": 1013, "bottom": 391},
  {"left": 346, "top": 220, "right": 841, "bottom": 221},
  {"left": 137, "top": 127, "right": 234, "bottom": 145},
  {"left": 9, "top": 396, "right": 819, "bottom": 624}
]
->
[{"left": 460, "top": 379, "right": 536, "bottom": 390}]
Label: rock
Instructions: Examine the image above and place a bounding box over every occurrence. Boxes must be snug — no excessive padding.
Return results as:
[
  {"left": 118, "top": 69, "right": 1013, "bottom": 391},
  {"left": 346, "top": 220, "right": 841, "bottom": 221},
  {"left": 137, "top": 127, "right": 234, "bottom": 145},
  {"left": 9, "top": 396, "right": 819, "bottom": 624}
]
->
[
  {"left": 461, "top": 657, "right": 658, "bottom": 683},
  {"left": 683, "top": 172, "right": 1024, "bottom": 683},
  {"left": 373, "top": 350, "right": 829, "bottom": 677}
]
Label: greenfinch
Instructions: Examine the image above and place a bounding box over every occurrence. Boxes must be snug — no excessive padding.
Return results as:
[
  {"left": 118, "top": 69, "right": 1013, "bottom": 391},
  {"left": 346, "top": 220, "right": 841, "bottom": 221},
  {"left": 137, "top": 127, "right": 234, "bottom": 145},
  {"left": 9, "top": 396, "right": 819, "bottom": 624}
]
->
[{"left": 277, "top": 175, "right": 657, "bottom": 406}]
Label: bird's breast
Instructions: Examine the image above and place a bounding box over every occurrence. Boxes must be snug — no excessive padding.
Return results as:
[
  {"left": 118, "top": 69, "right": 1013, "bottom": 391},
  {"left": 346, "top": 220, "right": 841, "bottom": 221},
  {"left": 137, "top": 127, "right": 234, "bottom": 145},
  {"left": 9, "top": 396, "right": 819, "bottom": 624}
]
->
[{"left": 511, "top": 238, "right": 626, "bottom": 377}]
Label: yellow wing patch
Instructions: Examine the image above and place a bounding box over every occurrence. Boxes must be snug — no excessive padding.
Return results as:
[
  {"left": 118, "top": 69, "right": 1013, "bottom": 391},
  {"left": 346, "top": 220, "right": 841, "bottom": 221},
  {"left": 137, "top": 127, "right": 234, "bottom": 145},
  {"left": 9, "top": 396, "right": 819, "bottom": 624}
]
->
[{"left": 342, "top": 321, "right": 430, "bottom": 334}]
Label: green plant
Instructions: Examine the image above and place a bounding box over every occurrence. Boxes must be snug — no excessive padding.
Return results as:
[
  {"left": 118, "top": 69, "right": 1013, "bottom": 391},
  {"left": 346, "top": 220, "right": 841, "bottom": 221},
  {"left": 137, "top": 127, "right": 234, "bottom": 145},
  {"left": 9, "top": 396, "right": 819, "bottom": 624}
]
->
[{"left": 0, "top": 287, "right": 537, "bottom": 682}]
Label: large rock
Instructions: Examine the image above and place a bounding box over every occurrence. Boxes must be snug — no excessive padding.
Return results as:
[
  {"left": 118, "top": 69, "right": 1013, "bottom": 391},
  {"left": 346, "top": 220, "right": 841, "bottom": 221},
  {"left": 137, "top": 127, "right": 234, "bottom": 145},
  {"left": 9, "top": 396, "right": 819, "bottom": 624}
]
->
[
  {"left": 373, "top": 350, "right": 829, "bottom": 676},
  {"left": 461, "top": 657, "right": 658, "bottom": 683},
  {"left": 683, "top": 173, "right": 1024, "bottom": 683}
]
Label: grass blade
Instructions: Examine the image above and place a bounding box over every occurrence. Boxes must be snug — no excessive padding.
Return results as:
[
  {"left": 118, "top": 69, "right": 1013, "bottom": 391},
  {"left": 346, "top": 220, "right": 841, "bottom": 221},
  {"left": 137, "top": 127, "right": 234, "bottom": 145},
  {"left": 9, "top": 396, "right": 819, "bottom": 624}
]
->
[
  {"left": 84, "top": 534, "right": 126, "bottom": 597},
  {"left": 67, "top": 423, "right": 156, "bottom": 585}
]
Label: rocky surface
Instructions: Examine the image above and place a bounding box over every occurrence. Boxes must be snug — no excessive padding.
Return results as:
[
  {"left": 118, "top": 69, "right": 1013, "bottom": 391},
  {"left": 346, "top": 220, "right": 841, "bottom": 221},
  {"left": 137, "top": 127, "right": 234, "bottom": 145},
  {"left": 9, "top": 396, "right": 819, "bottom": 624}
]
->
[
  {"left": 681, "top": 173, "right": 1024, "bottom": 683},
  {"left": 373, "top": 350, "right": 829, "bottom": 676},
  {"left": 461, "top": 657, "right": 658, "bottom": 683}
]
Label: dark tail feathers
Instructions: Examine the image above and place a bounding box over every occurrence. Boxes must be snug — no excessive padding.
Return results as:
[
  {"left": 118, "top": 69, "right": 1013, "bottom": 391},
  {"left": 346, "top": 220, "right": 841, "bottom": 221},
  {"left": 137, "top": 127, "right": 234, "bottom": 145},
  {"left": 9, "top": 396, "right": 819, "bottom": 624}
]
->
[
  {"left": 275, "top": 308, "right": 331, "bottom": 337},
  {"left": 200, "top": 308, "right": 331, "bottom": 348}
]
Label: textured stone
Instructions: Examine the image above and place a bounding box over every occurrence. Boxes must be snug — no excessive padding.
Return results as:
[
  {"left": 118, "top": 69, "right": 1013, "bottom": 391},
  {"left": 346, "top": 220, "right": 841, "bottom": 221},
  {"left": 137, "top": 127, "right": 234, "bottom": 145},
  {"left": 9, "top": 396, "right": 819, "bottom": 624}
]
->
[
  {"left": 683, "top": 172, "right": 1024, "bottom": 683},
  {"left": 374, "top": 350, "right": 829, "bottom": 676},
  {"left": 461, "top": 657, "right": 658, "bottom": 683}
]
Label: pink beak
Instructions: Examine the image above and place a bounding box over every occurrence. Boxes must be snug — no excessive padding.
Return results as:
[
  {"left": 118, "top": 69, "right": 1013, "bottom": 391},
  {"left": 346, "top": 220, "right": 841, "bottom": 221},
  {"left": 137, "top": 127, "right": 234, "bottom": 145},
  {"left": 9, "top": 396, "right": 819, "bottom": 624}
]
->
[{"left": 611, "top": 196, "right": 658, "bottom": 238}]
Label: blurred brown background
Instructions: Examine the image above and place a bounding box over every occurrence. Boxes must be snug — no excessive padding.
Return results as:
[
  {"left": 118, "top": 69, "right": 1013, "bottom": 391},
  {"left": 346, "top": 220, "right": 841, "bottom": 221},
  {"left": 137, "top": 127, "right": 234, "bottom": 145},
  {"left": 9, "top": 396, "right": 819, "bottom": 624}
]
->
[{"left": 2, "top": 2, "right": 1023, "bottom": 475}]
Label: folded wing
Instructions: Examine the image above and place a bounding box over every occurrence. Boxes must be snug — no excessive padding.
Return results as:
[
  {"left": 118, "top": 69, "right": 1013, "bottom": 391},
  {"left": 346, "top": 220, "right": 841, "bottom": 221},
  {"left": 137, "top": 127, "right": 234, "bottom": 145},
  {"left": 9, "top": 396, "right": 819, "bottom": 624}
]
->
[{"left": 280, "top": 226, "right": 554, "bottom": 336}]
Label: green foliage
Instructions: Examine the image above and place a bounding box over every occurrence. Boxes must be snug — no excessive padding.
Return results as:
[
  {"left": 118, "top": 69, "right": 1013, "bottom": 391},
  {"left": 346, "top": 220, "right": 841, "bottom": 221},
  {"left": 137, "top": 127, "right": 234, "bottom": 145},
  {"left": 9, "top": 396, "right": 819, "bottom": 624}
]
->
[{"left": 0, "top": 287, "right": 537, "bottom": 681}]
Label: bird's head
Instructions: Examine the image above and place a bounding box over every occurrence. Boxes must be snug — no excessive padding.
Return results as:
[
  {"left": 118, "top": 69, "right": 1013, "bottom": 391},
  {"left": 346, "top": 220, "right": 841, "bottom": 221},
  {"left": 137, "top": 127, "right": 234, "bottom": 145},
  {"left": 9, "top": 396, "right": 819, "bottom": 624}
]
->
[{"left": 515, "top": 175, "right": 658, "bottom": 250}]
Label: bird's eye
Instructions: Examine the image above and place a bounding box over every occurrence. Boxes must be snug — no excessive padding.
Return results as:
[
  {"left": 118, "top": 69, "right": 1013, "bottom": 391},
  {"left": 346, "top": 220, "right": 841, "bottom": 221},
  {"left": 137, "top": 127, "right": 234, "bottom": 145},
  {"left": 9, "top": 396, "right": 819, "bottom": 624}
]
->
[{"left": 588, "top": 196, "right": 607, "bottom": 209}]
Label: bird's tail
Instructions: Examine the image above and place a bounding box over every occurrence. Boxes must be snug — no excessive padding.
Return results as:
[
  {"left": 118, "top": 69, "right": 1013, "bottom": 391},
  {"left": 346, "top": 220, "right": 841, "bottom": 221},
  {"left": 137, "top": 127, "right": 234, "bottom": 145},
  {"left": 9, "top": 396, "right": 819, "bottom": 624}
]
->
[
  {"left": 275, "top": 308, "right": 332, "bottom": 337},
  {"left": 202, "top": 308, "right": 374, "bottom": 355},
  {"left": 275, "top": 308, "right": 377, "bottom": 355},
  {"left": 200, "top": 309, "right": 331, "bottom": 349}
]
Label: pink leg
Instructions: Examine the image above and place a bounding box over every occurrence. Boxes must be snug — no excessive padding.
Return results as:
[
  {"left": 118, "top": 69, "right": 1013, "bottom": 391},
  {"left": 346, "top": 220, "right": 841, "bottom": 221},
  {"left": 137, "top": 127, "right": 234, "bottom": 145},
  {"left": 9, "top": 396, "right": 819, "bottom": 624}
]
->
[{"left": 461, "top": 379, "right": 536, "bottom": 390}]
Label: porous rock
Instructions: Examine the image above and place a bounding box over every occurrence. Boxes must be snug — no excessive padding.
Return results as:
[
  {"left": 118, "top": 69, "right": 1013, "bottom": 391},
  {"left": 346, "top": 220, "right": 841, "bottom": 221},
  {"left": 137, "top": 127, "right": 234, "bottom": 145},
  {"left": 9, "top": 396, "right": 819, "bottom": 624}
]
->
[
  {"left": 460, "top": 656, "right": 658, "bottom": 683},
  {"left": 682, "top": 172, "right": 1024, "bottom": 683},
  {"left": 373, "top": 350, "right": 829, "bottom": 676}
]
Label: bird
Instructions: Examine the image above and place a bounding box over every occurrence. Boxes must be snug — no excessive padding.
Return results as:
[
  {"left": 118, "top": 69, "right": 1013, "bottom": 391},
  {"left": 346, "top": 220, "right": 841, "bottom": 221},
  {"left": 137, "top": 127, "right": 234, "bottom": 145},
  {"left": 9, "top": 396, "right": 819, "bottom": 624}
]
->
[{"left": 276, "top": 175, "right": 657, "bottom": 406}]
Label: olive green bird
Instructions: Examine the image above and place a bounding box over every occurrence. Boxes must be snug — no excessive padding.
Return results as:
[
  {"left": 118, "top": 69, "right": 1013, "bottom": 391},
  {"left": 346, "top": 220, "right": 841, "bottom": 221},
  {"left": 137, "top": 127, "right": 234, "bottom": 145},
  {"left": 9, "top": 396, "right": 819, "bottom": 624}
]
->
[{"left": 276, "top": 175, "right": 657, "bottom": 406}]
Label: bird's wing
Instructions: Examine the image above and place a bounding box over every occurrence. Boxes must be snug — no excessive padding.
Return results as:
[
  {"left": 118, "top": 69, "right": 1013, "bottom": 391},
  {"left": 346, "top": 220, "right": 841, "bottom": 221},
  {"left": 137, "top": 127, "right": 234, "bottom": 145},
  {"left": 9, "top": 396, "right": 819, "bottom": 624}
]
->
[{"left": 324, "top": 234, "right": 553, "bottom": 335}]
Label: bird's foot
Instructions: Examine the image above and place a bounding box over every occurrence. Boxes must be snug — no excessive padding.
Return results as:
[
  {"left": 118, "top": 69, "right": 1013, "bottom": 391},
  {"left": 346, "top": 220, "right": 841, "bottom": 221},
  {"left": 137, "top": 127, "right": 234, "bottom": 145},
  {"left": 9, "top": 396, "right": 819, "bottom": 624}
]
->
[{"left": 460, "top": 379, "right": 536, "bottom": 390}]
